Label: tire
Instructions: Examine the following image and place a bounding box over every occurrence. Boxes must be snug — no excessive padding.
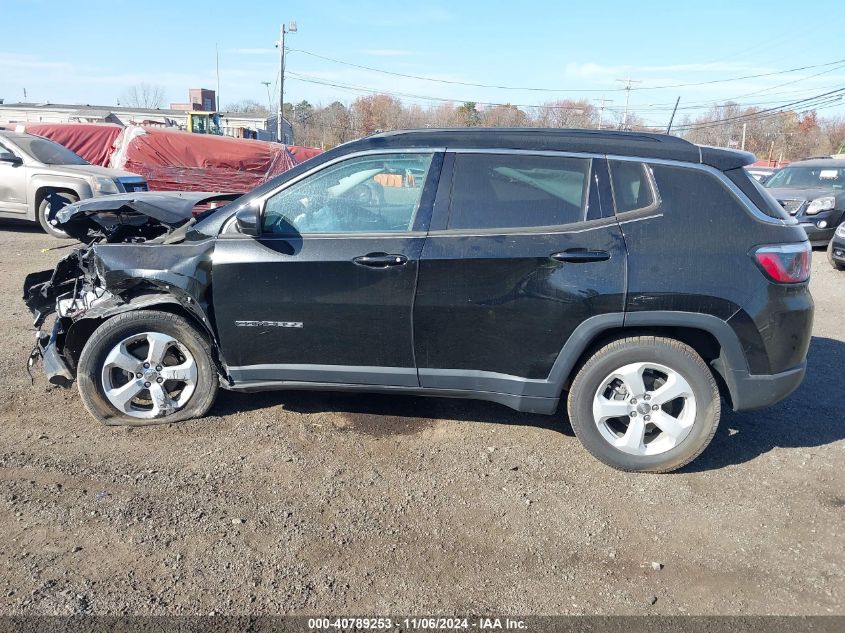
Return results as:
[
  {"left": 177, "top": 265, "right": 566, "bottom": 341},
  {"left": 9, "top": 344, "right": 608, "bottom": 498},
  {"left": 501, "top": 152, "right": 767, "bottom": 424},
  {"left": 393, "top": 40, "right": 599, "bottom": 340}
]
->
[
  {"left": 37, "top": 191, "right": 77, "bottom": 239},
  {"left": 76, "top": 310, "right": 219, "bottom": 426},
  {"left": 827, "top": 240, "right": 845, "bottom": 271},
  {"left": 567, "top": 336, "right": 720, "bottom": 473}
]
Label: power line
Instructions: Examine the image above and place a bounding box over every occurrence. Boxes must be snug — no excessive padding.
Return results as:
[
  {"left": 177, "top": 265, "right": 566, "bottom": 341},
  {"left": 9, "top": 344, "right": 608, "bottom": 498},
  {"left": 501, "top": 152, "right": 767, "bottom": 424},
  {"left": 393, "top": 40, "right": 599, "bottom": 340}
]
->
[
  {"left": 289, "top": 69, "right": 845, "bottom": 135},
  {"left": 288, "top": 47, "right": 845, "bottom": 93},
  {"left": 288, "top": 70, "right": 845, "bottom": 129},
  {"left": 671, "top": 88, "right": 845, "bottom": 131}
]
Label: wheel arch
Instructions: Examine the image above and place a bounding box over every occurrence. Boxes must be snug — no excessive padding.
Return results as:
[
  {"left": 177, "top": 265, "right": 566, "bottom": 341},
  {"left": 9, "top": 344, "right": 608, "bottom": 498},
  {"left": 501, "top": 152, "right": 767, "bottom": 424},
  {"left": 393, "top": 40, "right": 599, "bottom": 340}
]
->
[
  {"left": 551, "top": 311, "right": 750, "bottom": 408},
  {"left": 30, "top": 176, "right": 89, "bottom": 218},
  {"left": 64, "top": 293, "right": 223, "bottom": 375}
]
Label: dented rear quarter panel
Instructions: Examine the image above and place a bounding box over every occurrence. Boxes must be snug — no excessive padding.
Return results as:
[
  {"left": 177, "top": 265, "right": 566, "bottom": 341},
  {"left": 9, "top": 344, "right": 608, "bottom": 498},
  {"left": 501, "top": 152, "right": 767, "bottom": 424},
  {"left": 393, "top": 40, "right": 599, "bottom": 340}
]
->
[{"left": 622, "top": 163, "right": 813, "bottom": 375}]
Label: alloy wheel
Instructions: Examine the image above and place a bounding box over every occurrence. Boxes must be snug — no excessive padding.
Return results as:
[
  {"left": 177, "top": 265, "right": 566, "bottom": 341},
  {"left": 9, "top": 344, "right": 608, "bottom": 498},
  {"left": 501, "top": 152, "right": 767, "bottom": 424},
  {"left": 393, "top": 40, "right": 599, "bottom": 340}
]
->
[
  {"left": 591, "top": 361, "right": 696, "bottom": 456},
  {"left": 100, "top": 331, "right": 198, "bottom": 419}
]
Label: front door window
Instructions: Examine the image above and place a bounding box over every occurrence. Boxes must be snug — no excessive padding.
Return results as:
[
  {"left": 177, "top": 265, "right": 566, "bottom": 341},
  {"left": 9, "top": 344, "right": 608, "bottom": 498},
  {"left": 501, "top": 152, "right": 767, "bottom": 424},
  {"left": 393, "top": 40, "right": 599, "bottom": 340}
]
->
[{"left": 262, "top": 152, "right": 434, "bottom": 235}]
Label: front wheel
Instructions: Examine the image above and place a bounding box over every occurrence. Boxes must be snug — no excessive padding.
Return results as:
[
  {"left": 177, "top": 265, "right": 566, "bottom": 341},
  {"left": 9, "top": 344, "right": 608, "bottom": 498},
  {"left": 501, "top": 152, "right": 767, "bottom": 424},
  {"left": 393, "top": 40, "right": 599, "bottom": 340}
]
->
[
  {"left": 37, "top": 191, "right": 77, "bottom": 239},
  {"left": 77, "top": 311, "right": 219, "bottom": 425},
  {"left": 567, "top": 336, "right": 720, "bottom": 473}
]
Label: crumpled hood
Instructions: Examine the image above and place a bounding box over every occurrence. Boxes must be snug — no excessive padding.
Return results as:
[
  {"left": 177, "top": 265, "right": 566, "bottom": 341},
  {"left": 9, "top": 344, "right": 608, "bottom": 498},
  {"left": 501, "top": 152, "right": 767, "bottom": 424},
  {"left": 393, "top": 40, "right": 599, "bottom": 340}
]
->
[{"left": 55, "top": 191, "right": 240, "bottom": 243}]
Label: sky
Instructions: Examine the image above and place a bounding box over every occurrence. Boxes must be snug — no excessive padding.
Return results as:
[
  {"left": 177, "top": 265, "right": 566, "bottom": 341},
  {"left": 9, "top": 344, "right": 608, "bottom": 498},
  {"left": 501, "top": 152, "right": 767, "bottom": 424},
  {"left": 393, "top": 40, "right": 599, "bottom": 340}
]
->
[{"left": 2, "top": 0, "right": 845, "bottom": 126}]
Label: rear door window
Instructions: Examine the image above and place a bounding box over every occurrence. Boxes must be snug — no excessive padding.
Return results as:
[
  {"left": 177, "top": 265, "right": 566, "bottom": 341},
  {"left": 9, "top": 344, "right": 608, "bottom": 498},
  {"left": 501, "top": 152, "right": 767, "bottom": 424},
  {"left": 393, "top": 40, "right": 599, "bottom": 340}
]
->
[
  {"left": 447, "top": 153, "right": 591, "bottom": 230},
  {"left": 608, "top": 160, "right": 657, "bottom": 213}
]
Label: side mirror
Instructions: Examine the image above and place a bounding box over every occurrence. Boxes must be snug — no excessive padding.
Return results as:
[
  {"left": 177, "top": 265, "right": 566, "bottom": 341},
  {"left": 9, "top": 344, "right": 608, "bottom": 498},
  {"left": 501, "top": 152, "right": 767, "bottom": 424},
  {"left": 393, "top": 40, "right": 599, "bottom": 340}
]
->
[
  {"left": 235, "top": 201, "right": 261, "bottom": 236},
  {"left": 0, "top": 154, "right": 22, "bottom": 166}
]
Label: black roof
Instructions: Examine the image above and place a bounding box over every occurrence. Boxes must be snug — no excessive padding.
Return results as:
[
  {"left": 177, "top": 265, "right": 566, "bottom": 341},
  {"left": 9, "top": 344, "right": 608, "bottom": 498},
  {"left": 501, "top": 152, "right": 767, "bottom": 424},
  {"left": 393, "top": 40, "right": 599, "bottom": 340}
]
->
[
  {"left": 787, "top": 158, "right": 845, "bottom": 168},
  {"left": 337, "top": 128, "right": 754, "bottom": 170}
]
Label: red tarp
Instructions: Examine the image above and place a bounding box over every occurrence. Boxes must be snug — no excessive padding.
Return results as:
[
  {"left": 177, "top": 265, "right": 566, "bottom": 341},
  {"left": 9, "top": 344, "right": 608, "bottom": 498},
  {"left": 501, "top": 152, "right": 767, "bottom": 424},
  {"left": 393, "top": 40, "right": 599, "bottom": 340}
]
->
[
  {"left": 16, "top": 122, "right": 322, "bottom": 193},
  {"left": 18, "top": 123, "right": 122, "bottom": 167},
  {"left": 288, "top": 145, "right": 322, "bottom": 163},
  {"left": 115, "top": 127, "right": 298, "bottom": 192}
]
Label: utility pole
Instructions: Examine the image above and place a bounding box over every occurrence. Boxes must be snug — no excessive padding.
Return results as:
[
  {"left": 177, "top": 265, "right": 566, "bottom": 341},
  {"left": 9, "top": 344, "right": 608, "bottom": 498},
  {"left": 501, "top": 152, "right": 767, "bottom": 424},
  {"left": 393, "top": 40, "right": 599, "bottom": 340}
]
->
[
  {"left": 597, "top": 96, "right": 613, "bottom": 130},
  {"left": 275, "top": 20, "right": 297, "bottom": 144},
  {"left": 616, "top": 78, "right": 641, "bottom": 130},
  {"left": 741, "top": 122, "right": 747, "bottom": 151},
  {"left": 665, "top": 96, "right": 681, "bottom": 135},
  {"left": 215, "top": 43, "right": 221, "bottom": 111}
]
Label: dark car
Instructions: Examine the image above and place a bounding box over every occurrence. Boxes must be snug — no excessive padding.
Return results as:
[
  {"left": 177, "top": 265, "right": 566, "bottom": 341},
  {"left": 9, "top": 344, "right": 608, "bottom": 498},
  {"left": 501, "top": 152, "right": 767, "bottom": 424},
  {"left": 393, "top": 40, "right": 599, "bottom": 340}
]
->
[
  {"left": 763, "top": 159, "right": 845, "bottom": 246},
  {"left": 828, "top": 222, "right": 845, "bottom": 270},
  {"left": 23, "top": 129, "right": 813, "bottom": 473}
]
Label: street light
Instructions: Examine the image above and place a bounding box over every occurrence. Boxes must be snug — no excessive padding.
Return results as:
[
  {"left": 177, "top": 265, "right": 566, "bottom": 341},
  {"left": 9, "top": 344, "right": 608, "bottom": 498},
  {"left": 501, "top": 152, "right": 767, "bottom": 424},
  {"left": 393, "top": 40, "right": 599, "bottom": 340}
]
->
[
  {"left": 261, "top": 81, "right": 272, "bottom": 117},
  {"left": 275, "top": 20, "right": 297, "bottom": 143}
]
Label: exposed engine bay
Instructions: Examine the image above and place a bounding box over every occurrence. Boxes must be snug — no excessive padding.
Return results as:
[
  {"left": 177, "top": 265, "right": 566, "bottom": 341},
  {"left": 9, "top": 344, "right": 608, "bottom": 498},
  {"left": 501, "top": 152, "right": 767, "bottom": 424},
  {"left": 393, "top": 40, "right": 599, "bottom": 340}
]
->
[{"left": 23, "top": 191, "right": 240, "bottom": 387}]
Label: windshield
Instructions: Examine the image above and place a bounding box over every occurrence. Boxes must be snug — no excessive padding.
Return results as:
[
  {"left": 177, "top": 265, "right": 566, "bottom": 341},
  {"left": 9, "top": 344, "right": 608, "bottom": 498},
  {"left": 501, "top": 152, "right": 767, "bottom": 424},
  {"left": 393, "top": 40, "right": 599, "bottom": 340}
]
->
[
  {"left": 765, "top": 165, "right": 845, "bottom": 190},
  {"left": 13, "top": 136, "right": 89, "bottom": 165}
]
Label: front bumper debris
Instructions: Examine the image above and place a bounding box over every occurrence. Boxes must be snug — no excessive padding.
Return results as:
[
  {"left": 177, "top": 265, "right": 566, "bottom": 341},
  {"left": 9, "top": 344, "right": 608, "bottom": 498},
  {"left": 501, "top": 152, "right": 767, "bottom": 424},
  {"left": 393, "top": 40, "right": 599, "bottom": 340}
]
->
[{"left": 28, "top": 320, "right": 74, "bottom": 388}]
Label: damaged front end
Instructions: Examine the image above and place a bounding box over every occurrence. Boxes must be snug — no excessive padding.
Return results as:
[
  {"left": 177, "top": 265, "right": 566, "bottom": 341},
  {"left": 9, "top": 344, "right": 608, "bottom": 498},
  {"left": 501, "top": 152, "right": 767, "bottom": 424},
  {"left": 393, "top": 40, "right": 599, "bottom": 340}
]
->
[
  {"left": 23, "top": 192, "right": 239, "bottom": 387},
  {"left": 24, "top": 248, "right": 102, "bottom": 387}
]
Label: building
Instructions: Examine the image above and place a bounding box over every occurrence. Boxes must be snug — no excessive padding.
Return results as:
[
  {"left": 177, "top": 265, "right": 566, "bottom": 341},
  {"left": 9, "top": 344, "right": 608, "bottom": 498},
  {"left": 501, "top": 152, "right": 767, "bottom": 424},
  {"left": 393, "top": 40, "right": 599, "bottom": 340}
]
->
[
  {"left": 170, "top": 88, "right": 218, "bottom": 113},
  {"left": 266, "top": 114, "right": 296, "bottom": 144},
  {"left": 0, "top": 89, "right": 293, "bottom": 142}
]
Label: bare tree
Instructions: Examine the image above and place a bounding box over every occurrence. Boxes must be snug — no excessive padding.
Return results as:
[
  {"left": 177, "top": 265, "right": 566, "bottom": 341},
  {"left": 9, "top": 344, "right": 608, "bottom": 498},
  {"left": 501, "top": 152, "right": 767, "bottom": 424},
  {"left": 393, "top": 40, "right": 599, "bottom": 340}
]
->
[
  {"left": 119, "top": 83, "right": 167, "bottom": 109},
  {"left": 532, "top": 99, "right": 598, "bottom": 129},
  {"left": 224, "top": 99, "right": 269, "bottom": 115}
]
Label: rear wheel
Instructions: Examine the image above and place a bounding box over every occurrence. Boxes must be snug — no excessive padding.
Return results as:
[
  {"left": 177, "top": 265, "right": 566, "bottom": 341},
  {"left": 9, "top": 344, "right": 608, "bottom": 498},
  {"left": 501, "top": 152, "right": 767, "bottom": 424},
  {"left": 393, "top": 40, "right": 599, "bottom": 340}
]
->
[
  {"left": 828, "top": 240, "right": 845, "bottom": 271},
  {"left": 77, "top": 311, "right": 219, "bottom": 425},
  {"left": 567, "top": 336, "right": 720, "bottom": 473},
  {"left": 37, "top": 191, "right": 77, "bottom": 239}
]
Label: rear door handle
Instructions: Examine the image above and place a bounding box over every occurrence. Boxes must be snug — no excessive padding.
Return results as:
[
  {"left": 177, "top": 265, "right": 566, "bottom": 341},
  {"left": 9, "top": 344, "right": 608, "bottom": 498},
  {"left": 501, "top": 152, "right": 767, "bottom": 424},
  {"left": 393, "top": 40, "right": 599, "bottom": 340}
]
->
[
  {"left": 550, "top": 249, "right": 611, "bottom": 263},
  {"left": 353, "top": 253, "right": 408, "bottom": 268}
]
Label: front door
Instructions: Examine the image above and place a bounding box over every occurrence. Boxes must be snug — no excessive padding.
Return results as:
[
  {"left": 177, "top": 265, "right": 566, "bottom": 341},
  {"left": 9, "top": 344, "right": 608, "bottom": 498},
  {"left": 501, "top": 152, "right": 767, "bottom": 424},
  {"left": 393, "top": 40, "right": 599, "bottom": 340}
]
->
[
  {"left": 213, "top": 151, "right": 441, "bottom": 387},
  {"left": 413, "top": 152, "right": 627, "bottom": 401}
]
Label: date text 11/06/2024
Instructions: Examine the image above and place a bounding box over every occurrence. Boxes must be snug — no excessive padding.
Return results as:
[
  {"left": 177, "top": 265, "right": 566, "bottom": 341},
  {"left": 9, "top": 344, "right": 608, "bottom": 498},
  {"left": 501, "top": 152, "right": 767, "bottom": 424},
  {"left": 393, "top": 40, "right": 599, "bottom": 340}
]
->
[{"left": 307, "top": 617, "right": 528, "bottom": 630}]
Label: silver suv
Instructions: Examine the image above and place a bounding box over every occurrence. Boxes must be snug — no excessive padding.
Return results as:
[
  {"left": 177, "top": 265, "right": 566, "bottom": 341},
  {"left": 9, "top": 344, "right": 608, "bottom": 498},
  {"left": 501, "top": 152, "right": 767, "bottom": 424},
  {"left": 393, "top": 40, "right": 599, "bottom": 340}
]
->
[{"left": 0, "top": 129, "right": 147, "bottom": 237}]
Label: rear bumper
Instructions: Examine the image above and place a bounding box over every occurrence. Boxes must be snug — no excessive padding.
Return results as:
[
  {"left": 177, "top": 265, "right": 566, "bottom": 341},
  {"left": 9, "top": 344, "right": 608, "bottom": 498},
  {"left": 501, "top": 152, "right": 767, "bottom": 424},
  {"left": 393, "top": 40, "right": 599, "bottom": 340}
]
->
[{"left": 725, "top": 362, "right": 806, "bottom": 412}]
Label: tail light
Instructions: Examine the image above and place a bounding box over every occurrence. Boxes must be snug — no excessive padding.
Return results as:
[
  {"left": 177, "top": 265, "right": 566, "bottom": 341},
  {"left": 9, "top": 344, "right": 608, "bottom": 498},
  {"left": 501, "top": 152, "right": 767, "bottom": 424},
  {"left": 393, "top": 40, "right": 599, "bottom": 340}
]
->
[{"left": 752, "top": 243, "right": 811, "bottom": 283}]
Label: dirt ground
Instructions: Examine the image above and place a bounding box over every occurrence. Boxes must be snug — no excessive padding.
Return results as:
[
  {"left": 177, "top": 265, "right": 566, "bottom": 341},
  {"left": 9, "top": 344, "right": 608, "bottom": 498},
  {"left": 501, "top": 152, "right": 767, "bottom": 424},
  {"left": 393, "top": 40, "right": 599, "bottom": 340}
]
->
[{"left": 0, "top": 220, "right": 842, "bottom": 616}]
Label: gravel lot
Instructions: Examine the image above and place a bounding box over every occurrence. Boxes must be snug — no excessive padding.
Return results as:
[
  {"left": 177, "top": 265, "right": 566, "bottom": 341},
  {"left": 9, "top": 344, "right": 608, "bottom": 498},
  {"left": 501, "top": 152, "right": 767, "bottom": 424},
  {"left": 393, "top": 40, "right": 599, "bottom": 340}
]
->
[{"left": 0, "top": 221, "right": 842, "bottom": 616}]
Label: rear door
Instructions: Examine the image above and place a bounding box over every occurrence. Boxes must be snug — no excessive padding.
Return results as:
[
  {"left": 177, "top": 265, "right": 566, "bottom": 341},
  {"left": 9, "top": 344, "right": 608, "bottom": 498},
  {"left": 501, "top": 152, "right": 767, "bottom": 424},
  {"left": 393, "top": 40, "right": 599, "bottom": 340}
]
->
[{"left": 413, "top": 151, "right": 626, "bottom": 398}]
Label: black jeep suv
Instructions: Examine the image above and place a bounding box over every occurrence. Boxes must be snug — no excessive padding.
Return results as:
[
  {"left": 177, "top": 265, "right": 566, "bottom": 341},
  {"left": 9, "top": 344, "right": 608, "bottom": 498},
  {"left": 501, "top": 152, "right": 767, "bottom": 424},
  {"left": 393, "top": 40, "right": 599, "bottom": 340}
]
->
[{"left": 23, "top": 129, "right": 813, "bottom": 473}]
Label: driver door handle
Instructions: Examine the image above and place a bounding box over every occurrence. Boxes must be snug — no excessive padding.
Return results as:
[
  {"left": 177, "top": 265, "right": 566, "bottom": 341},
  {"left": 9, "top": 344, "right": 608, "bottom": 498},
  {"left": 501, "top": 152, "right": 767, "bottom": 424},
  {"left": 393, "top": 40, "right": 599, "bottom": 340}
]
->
[
  {"left": 353, "top": 253, "right": 408, "bottom": 268},
  {"left": 550, "top": 249, "right": 611, "bottom": 263}
]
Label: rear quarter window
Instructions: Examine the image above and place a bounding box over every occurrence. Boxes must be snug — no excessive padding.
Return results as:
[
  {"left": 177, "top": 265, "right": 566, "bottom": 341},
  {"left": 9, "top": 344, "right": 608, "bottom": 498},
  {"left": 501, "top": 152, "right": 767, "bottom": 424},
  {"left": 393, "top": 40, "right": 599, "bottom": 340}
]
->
[
  {"left": 725, "top": 167, "right": 790, "bottom": 220},
  {"left": 649, "top": 164, "right": 749, "bottom": 221}
]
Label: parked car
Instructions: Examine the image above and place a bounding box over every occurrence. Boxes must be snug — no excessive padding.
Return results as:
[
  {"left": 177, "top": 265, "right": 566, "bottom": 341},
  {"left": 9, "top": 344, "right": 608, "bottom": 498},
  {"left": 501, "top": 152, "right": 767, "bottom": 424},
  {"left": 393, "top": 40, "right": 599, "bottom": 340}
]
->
[
  {"left": 745, "top": 166, "right": 777, "bottom": 183},
  {"left": 763, "top": 158, "right": 845, "bottom": 246},
  {"left": 0, "top": 129, "right": 147, "bottom": 238},
  {"left": 828, "top": 222, "right": 845, "bottom": 270},
  {"left": 23, "top": 129, "right": 813, "bottom": 473}
]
